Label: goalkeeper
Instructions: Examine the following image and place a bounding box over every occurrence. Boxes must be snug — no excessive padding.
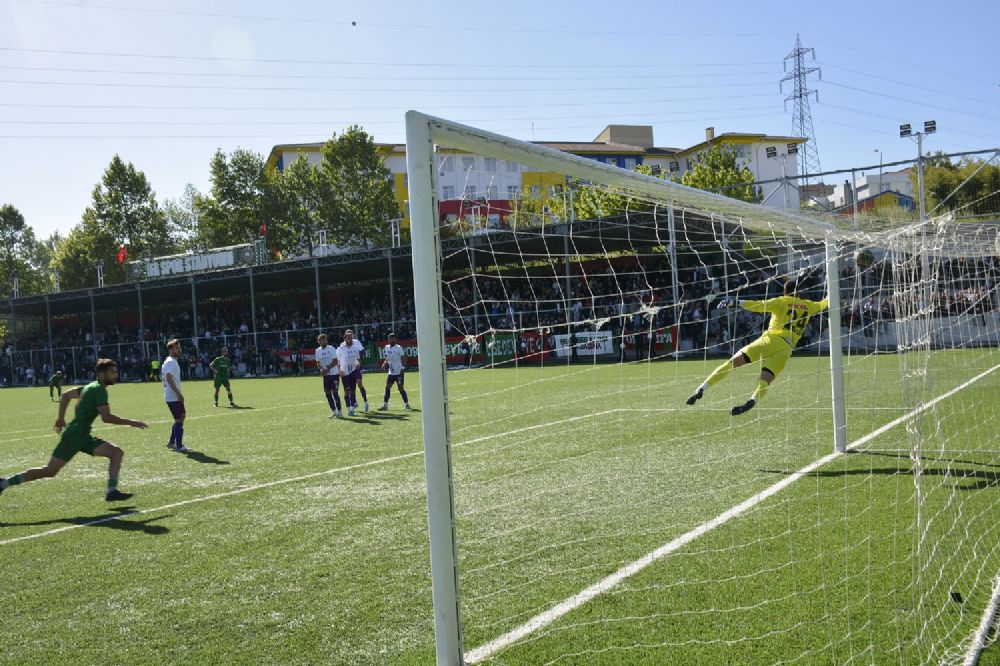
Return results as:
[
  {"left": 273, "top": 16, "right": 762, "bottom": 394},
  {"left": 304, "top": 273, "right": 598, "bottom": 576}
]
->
[{"left": 687, "top": 277, "right": 828, "bottom": 416}]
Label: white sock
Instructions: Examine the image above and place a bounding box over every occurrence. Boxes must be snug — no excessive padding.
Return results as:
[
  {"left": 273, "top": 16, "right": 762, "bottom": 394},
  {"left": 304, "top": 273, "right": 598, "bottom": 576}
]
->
[{"left": 698, "top": 382, "right": 707, "bottom": 393}]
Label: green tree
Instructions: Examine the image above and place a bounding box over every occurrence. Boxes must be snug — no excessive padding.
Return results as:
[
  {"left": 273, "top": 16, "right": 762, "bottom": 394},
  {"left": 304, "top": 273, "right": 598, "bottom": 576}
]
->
[
  {"left": 680, "top": 144, "right": 760, "bottom": 203},
  {"left": 90, "top": 155, "right": 171, "bottom": 257},
  {"left": 0, "top": 204, "right": 44, "bottom": 297},
  {"left": 52, "top": 210, "right": 121, "bottom": 289},
  {"left": 318, "top": 126, "right": 399, "bottom": 247},
  {"left": 162, "top": 183, "right": 201, "bottom": 252},
  {"left": 918, "top": 154, "right": 1000, "bottom": 218},
  {"left": 196, "top": 148, "right": 284, "bottom": 250},
  {"left": 276, "top": 154, "right": 326, "bottom": 256}
]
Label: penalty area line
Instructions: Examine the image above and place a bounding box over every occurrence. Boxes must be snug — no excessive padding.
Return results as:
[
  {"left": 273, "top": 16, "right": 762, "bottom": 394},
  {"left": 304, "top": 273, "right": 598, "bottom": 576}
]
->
[{"left": 464, "top": 361, "right": 1000, "bottom": 664}]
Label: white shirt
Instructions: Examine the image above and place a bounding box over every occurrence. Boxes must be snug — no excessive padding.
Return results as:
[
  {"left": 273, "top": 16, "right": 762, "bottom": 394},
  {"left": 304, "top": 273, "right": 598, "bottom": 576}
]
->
[
  {"left": 315, "top": 344, "right": 337, "bottom": 373},
  {"left": 384, "top": 344, "right": 406, "bottom": 375},
  {"left": 337, "top": 340, "right": 364, "bottom": 374},
  {"left": 162, "top": 356, "right": 182, "bottom": 402}
]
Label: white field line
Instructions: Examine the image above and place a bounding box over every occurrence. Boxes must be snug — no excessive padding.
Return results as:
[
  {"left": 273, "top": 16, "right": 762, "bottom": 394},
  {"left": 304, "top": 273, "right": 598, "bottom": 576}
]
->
[
  {"left": 964, "top": 574, "right": 1000, "bottom": 666},
  {"left": 464, "top": 361, "right": 1000, "bottom": 664}
]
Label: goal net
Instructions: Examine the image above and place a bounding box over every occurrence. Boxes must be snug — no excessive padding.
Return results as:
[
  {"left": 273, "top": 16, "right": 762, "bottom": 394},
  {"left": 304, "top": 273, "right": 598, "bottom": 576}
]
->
[{"left": 404, "top": 112, "right": 1000, "bottom": 665}]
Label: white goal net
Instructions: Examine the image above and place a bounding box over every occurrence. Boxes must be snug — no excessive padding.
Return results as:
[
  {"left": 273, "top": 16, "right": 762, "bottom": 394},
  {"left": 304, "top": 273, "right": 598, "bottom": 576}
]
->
[{"left": 405, "top": 111, "right": 1000, "bottom": 665}]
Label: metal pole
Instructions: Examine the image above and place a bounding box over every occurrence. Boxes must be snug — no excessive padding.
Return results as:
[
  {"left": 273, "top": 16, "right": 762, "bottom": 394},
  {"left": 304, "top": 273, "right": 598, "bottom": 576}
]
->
[
  {"left": 89, "top": 289, "right": 97, "bottom": 359},
  {"left": 136, "top": 281, "right": 144, "bottom": 351},
  {"left": 249, "top": 268, "right": 258, "bottom": 357},
  {"left": 917, "top": 133, "right": 926, "bottom": 223},
  {"left": 720, "top": 217, "right": 732, "bottom": 354},
  {"left": 825, "top": 235, "right": 847, "bottom": 453},
  {"left": 314, "top": 258, "right": 322, "bottom": 330},
  {"left": 388, "top": 251, "right": 397, "bottom": 331},
  {"left": 45, "top": 295, "right": 54, "bottom": 372},
  {"left": 405, "top": 110, "right": 464, "bottom": 666},
  {"left": 190, "top": 278, "right": 199, "bottom": 354},
  {"left": 469, "top": 240, "right": 480, "bottom": 336},
  {"left": 667, "top": 202, "right": 681, "bottom": 359},
  {"left": 851, "top": 168, "right": 859, "bottom": 231}
]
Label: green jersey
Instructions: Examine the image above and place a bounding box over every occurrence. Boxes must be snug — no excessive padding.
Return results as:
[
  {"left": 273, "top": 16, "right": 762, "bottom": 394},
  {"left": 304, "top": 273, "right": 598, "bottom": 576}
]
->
[
  {"left": 65, "top": 381, "right": 109, "bottom": 436},
  {"left": 49, "top": 374, "right": 63, "bottom": 387},
  {"left": 211, "top": 356, "right": 231, "bottom": 380}
]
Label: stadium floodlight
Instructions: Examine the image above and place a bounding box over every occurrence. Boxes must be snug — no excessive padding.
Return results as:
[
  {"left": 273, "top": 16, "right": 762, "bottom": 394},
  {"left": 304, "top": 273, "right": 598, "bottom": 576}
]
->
[
  {"left": 899, "top": 124, "right": 912, "bottom": 138},
  {"left": 787, "top": 143, "right": 799, "bottom": 155},
  {"left": 925, "top": 120, "right": 937, "bottom": 134},
  {"left": 765, "top": 146, "right": 778, "bottom": 158}
]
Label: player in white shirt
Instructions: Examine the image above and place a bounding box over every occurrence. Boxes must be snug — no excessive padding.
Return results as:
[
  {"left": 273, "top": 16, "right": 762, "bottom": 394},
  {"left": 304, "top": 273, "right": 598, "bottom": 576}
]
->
[
  {"left": 162, "top": 339, "right": 189, "bottom": 453},
  {"left": 337, "top": 329, "right": 366, "bottom": 416},
  {"left": 378, "top": 333, "right": 411, "bottom": 411},
  {"left": 315, "top": 333, "right": 342, "bottom": 418}
]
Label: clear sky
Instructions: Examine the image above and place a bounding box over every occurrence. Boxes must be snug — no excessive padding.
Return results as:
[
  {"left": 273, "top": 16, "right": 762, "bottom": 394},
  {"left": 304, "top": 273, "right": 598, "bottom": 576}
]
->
[{"left": 1, "top": 0, "right": 998, "bottom": 240}]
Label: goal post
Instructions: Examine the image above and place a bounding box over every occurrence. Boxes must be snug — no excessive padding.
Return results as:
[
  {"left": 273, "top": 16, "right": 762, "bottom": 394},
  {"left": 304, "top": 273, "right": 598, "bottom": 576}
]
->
[{"left": 405, "top": 110, "right": 854, "bottom": 664}]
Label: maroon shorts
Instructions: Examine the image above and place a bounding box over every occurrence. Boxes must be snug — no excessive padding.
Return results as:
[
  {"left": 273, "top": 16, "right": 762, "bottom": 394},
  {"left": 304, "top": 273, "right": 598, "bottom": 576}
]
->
[
  {"left": 166, "top": 400, "right": 186, "bottom": 419},
  {"left": 342, "top": 367, "right": 361, "bottom": 390},
  {"left": 323, "top": 374, "right": 340, "bottom": 392}
]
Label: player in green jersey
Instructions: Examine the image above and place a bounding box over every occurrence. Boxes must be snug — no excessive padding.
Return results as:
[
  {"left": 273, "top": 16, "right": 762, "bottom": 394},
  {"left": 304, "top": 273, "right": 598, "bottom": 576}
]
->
[
  {"left": 0, "top": 359, "right": 148, "bottom": 502},
  {"left": 210, "top": 347, "right": 236, "bottom": 407},
  {"left": 687, "top": 278, "right": 829, "bottom": 416},
  {"left": 48, "top": 370, "right": 64, "bottom": 401}
]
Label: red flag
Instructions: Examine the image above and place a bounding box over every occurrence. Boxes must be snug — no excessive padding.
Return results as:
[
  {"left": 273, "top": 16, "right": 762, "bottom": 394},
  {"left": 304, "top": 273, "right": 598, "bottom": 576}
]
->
[
  {"left": 259, "top": 222, "right": 267, "bottom": 236},
  {"left": 116, "top": 245, "right": 128, "bottom": 265}
]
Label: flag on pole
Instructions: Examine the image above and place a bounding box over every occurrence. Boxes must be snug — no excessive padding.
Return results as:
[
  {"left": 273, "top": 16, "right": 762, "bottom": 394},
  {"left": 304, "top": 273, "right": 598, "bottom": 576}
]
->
[
  {"left": 116, "top": 245, "right": 128, "bottom": 265},
  {"left": 259, "top": 222, "right": 267, "bottom": 236}
]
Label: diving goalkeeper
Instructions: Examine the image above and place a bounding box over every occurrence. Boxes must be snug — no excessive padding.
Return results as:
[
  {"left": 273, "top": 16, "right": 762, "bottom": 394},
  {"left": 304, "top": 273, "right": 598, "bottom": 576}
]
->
[{"left": 686, "top": 277, "right": 828, "bottom": 416}]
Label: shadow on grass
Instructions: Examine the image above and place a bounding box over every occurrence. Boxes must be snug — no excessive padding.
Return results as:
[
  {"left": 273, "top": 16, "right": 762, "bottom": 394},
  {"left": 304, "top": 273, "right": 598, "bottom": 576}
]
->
[
  {"left": 368, "top": 412, "right": 410, "bottom": 421},
  {"left": 227, "top": 404, "right": 253, "bottom": 410},
  {"left": 182, "top": 450, "right": 231, "bottom": 465},
  {"left": 761, "top": 451, "right": 1000, "bottom": 491},
  {"left": 340, "top": 415, "right": 382, "bottom": 426},
  {"left": 0, "top": 506, "right": 171, "bottom": 535}
]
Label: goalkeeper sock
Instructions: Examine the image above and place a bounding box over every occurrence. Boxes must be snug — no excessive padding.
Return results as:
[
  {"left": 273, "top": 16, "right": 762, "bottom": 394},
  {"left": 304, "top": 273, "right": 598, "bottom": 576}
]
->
[
  {"left": 108, "top": 476, "right": 118, "bottom": 491},
  {"left": 705, "top": 360, "right": 734, "bottom": 387},
  {"left": 751, "top": 379, "right": 770, "bottom": 402}
]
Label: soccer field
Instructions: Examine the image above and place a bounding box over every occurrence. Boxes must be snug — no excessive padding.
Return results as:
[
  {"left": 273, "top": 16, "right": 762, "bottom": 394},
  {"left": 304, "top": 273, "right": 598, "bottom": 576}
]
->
[{"left": 1, "top": 351, "right": 999, "bottom": 665}]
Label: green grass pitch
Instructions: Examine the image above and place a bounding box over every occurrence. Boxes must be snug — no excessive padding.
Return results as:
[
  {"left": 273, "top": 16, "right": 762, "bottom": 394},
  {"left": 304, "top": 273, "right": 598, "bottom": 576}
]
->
[{"left": 1, "top": 350, "right": 999, "bottom": 665}]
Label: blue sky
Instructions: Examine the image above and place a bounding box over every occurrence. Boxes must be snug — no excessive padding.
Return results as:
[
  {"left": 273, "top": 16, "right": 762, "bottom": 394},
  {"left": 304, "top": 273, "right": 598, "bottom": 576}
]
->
[{"left": 1, "top": 0, "right": 998, "bottom": 239}]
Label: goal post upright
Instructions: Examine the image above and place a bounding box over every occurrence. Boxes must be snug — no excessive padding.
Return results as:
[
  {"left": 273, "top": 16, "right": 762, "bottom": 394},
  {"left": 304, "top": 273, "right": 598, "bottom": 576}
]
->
[
  {"left": 825, "top": 233, "right": 848, "bottom": 453},
  {"left": 405, "top": 110, "right": 464, "bottom": 666}
]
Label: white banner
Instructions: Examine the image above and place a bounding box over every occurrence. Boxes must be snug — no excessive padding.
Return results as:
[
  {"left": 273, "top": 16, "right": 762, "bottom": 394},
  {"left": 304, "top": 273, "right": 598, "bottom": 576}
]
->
[{"left": 552, "top": 330, "right": 615, "bottom": 357}]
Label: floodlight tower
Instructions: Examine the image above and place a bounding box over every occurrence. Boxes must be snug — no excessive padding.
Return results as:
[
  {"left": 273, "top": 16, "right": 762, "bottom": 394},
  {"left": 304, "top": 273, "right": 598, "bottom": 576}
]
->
[
  {"left": 781, "top": 34, "right": 822, "bottom": 191},
  {"left": 899, "top": 120, "right": 937, "bottom": 222}
]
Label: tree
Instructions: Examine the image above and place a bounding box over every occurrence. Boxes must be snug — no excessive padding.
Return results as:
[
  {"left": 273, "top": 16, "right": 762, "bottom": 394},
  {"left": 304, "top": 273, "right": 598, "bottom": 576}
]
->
[
  {"left": 196, "top": 148, "right": 285, "bottom": 250},
  {"left": 162, "top": 184, "right": 201, "bottom": 252},
  {"left": 90, "top": 155, "right": 171, "bottom": 257},
  {"left": 318, "top": 126, "right": 399, "bottom": 247},
  {"left": 276, "top": 154, "right": 326, "bottom": 256},
  {"left": 52, "top": 210, "right": 121, "bottom": 289},
  {"left": 0, "top": 204, "right": 42, "bottom": 297},
  {"left": 918, "top": 154, "right": 1000, "bottom": 218},
  {"left": 680, "top": 144, "right": 760, "bottom": 203}
]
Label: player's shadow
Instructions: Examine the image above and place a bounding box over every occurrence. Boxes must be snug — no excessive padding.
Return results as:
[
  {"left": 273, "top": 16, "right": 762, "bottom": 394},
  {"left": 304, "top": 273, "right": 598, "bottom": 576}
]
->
[
  {"left": 0, "top": 507, "right": 171, "bottom": 535},
  {"left": 760, "top": 453, "right": 1000, "bottom": 491},
  {"left": 861, "top": 449, "right": 1000, "bottom": 470},
  {"left": 342, "top": 416, "right": 382, "bottom": 426},
  {"left": 182, "top": 450, "right": 231, "bottom": 465},
  {"left": 369, "top": 412, "right": 409, "bottom": 421},
  {"left": 228, "top": 405, "right": 253, "bottom": 410}
]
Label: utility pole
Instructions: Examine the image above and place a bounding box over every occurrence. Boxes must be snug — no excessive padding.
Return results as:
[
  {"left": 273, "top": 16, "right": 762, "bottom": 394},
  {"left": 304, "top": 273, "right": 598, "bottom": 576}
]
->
[{"left": 781, "top": 35, "right": 822, "bottom": 190}]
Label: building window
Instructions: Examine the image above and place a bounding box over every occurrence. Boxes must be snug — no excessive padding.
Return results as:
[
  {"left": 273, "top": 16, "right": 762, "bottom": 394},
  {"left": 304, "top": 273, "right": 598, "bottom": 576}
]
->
[
  {"left": 464, "top": 185, "right": 476, "bottom": 198},
  {"left": 484, "top": 158, "right": 497, "bottom": 172},
  {"left": 624, "top": 158, "right": 637, "bottom": 170},
  {"left": 440, "top": 156, "right": 453, "bottom": 172},
  {"left": 507, "top": 185, "right": 519, "bottom": 199},
  {"left": 530, "top": 185, "right": 540, "bottom": 197},
  {"left": 487, "top": 185, "right": 498, "bottom": 199},
  {"left": 442, "top": 185, "right": 455, "bottom": 199},
  {"left": 506, "top": 161, "right": 519, "bottom": 173},
  {"left": 462, "top": 157, "right": 475, "bottom": 171},
  {"left": 605, "top": 157, "right": 617, "bottom": 166}
]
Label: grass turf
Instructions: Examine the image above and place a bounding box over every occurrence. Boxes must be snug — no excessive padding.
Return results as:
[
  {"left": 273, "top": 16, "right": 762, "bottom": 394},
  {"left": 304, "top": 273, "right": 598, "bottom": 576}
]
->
[{"left": 0, "top": 349, "right": 998, "bottom": 665}]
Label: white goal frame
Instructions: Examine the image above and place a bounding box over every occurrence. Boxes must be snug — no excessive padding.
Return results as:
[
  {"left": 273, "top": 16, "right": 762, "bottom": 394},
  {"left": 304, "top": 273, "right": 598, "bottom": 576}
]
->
[{"left": 404, "top": 110, "right": 848, "bottom": 665}]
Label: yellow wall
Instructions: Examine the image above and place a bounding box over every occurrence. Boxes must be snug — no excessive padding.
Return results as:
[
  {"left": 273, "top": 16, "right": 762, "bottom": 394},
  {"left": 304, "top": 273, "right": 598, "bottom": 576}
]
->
[
  {"left": 521, "top": 172, "right": 566, "bottom": 195},
  {"left": 393, "top": 173, "right": 410, "bottom": 227}
]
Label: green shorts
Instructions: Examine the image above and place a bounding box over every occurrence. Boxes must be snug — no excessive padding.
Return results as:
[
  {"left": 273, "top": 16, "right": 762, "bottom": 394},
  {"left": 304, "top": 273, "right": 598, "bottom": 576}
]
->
[
  {"left": 740, "top": 334, "right": 794, "bottom": 377},
  {"left": 214, "top": 377, "right": 231, "bottom": 390},
  {"left": 52, "top": 430, "right": 105, "bottom": 462}
]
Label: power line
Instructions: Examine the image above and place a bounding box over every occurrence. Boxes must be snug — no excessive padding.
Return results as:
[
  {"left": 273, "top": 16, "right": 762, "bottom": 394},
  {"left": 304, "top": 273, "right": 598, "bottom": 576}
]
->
[
  {"left": 822, "top": 80, "right": 1000, "bottom": 123},
  {"left": 0, "top": 46, "right": 779, "bottom": 70},
  {"left": 16, "top": 0, "right": 793, "bottom": 38},
  {"left": 818, "top": 62, "right": 1000, "bottom": 109},
  {"left": 0, "top": 63, "right": 778, "bottom": 83}
]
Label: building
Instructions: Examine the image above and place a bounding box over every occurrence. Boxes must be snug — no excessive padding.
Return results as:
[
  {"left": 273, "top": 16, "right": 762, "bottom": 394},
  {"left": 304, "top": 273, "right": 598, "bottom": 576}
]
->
[
  {"left": 833, "top": 190, "right": 915, "bottom": 216},
  {"left": 830, "top": 168, "right": 914, "bottom": 209},
  {"left": 265, "top": 124, "right": 807, "bottom": 226}
]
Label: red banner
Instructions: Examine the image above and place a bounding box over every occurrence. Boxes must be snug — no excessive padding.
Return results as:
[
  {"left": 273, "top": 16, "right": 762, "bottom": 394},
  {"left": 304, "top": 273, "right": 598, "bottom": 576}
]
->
[
  {"left": 515, "top": 330, "right": 553, "bottom": 362},
  {"left": 623, "top": 326, "right": 679, "bottom": 352}
]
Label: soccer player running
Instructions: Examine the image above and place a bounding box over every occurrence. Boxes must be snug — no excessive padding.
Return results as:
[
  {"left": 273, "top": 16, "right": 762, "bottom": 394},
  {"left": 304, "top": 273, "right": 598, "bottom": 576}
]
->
[
  {"left": 48, "top": 370, "right": 64, "bottom": 401},
  {"left": 162, "top": 339, "right": 189, "bottom": 452},
  {"left": 315, "top": 333, "right": 342, "bottom": 418},
  {"left": 337, "top": 329, "right": 365, "bottom": 417},
  {"left": 0, "top": 359, "right": 147, "bottom": 502},
  {"left": 378, "top": 333, "right": 411, "bottom": 411},
  {"left": 687, "top": 277, "right": 829, "bottom": 416},
  {"left": 210, "top": 346, "right": 237, "bottom": 408}
]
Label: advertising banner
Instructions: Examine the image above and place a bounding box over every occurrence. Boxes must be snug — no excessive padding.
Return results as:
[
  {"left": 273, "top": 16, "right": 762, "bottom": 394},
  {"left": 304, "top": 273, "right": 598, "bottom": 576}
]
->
[
  {"left": 552, "top": 330, "right": 615, "bottom": 357},
  {"left": 622, "top": 326, "right": 679, "bottom": 353}
]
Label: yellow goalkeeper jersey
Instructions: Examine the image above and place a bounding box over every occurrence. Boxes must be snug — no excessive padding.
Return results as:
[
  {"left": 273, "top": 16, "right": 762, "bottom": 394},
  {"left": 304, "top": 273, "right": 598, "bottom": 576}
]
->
[{"left": 742, "top": 295, "right": 829, "bottom": 346}]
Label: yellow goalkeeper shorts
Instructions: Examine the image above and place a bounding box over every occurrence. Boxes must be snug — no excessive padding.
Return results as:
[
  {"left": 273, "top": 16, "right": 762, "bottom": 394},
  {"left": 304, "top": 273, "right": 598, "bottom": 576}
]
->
[{"left": 739, "top": 334, "right": 794, "bottom": 377}]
